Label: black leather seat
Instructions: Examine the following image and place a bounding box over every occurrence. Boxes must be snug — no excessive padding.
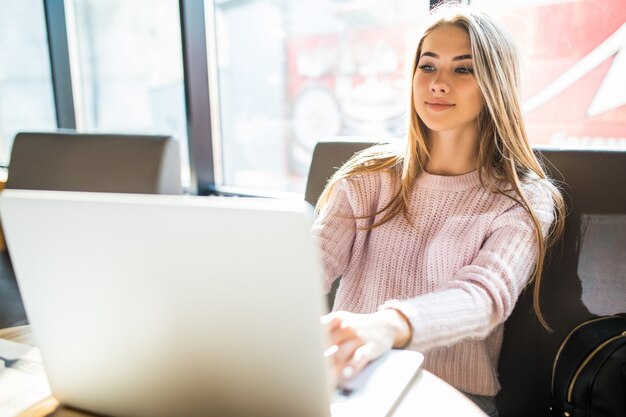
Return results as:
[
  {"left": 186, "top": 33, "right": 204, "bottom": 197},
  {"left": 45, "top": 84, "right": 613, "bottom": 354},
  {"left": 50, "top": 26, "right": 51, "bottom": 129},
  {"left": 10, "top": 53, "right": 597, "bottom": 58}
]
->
[{"left": 497, "top": 149, "right": 626, "bottom": 417}]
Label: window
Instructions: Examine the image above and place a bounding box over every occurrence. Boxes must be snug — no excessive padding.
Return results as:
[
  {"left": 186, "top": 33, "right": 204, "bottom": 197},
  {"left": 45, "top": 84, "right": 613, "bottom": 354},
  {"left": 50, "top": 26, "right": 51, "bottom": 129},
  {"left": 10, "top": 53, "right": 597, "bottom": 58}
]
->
[
  {"left": 208, "top": 0, "right": 625, "bottom": 195},
  {"left": 0, "top": 0, "right": 56, "bottom": 168},
  {"left": 69, "top": 0, "right": 190, "bottom": 186},
  {"left": 209, "top": 0, "right": 430, "bottom": 194},
  {"left": 473, "top": 0, "right": 626, "bottom": 149}
]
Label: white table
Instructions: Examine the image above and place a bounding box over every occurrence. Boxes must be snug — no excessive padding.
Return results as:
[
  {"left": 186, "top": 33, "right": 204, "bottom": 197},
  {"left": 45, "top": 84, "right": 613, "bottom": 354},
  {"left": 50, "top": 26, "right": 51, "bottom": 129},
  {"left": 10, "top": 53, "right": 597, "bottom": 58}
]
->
[{"left": 1, "top": 326, "right": 487, "bottom": 417}]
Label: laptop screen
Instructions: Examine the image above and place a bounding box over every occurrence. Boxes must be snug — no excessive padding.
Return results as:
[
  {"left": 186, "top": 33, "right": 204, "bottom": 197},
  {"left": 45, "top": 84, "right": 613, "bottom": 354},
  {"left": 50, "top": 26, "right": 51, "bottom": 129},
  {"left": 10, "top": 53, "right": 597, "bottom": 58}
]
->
[{"left": 0, "top": 190, "right": 331, "bottom": 417}]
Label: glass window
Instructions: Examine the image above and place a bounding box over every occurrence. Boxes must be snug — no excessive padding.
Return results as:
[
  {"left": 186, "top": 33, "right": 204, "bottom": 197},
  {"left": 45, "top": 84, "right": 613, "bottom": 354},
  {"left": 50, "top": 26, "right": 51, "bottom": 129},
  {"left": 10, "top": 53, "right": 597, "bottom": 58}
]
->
[
  {"left": 0, "top": 0, "right": 56, "bottom": 169},
  {"left": 209, "top": 0, "right": 430, "bottom": 194},
  {"left": 473, "top": 0, "right": 626, "bottom": 149},
  {"left": 69, "top": 0, "right": 190, "bottom": 186},
  {"left": 209, "top": 0, "right": 625, "bottom": 195}
]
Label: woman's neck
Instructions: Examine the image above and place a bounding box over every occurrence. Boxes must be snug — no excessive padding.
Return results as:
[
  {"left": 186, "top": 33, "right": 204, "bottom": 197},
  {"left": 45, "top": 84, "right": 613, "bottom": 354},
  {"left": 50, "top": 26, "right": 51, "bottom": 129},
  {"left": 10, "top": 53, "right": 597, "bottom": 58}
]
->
[{"left": 424, "top": 126, "right": 479, "bottom": 176}]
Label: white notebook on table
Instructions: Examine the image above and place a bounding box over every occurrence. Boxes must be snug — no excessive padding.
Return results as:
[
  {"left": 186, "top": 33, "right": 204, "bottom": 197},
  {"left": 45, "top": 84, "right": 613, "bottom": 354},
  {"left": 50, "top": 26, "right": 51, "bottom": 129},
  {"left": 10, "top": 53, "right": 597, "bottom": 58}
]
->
[{"left": 332, "top": 349, "right": 424, "bottom": 417}]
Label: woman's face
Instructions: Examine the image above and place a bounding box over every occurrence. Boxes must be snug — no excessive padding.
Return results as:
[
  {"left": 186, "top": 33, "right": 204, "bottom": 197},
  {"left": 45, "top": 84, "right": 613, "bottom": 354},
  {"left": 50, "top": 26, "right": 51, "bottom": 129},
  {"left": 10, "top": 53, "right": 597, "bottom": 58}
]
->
[{"left": 413, "top": 24, "right": 484, "bottom": 135}]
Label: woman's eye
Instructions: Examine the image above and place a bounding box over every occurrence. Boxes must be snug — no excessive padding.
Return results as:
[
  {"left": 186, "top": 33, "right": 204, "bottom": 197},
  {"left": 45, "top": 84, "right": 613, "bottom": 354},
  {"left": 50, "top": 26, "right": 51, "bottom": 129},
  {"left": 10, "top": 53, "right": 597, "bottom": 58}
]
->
[
  {"left": 418, "top": 64, "right": 435, "bottom": 72},
  {"left": 456, "top": 67, "right": 474, "bottom": 74}
]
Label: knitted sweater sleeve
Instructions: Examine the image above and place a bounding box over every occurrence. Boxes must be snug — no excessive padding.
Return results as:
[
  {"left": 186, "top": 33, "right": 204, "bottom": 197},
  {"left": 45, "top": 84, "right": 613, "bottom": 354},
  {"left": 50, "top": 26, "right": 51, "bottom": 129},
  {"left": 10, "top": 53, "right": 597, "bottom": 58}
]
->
[
  {"left": 312, "top": 179, "right": 357, "bottom": 294},
  {"left": 382, "top": 183, "right": 556, "bottom": 352}
]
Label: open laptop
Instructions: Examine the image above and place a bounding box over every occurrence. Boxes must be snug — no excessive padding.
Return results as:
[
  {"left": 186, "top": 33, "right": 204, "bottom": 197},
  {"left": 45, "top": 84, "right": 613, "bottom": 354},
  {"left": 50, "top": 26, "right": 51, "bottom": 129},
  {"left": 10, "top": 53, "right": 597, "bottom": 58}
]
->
[{"left": 0, "top": 189, "right": 422, "bottom": 417}]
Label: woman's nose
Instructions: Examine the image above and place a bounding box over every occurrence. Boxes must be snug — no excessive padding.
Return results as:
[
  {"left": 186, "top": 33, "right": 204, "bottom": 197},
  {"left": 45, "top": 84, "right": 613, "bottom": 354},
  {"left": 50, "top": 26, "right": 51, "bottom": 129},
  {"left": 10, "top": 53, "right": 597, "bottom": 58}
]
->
[{"left": 430, "top": 76, "right": 450, "bottom": 94}]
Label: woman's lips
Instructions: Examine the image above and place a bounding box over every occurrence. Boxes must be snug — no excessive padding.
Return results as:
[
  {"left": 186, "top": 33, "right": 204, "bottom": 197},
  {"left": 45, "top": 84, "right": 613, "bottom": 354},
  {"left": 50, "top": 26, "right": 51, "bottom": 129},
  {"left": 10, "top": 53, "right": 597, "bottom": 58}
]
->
[{"left": 426, "top": 102, "right": 455, "bottom": 112}]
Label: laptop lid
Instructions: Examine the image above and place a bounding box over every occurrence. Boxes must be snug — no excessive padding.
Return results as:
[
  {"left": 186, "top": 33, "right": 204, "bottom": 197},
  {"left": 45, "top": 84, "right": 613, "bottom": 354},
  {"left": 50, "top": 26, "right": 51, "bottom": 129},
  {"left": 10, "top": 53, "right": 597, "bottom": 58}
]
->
[{"left": 0, "top": 190, "right": 331, "bottom": 417}]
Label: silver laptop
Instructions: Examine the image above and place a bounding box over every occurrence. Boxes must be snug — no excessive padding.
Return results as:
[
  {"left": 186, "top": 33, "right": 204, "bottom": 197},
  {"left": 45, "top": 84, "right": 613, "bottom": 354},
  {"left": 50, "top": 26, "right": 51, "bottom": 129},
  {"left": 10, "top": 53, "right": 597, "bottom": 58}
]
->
[{"left": 0, "top": 189, "right": 422, "bottom": 417}]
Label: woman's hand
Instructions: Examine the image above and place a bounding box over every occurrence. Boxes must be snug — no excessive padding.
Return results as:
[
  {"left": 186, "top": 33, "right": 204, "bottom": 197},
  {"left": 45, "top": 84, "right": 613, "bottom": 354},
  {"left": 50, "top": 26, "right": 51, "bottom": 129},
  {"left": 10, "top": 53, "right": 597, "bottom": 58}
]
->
[{"left": 321, "top": 309, "right": 412, "bottom": 384}]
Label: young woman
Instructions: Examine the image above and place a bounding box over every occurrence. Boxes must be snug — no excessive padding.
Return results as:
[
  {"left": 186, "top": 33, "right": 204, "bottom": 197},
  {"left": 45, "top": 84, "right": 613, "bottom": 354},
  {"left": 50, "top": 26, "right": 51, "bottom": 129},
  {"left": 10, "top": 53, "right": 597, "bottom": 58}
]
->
[{"left": 313, "top": 4, "right": 565, "bottom": 416}]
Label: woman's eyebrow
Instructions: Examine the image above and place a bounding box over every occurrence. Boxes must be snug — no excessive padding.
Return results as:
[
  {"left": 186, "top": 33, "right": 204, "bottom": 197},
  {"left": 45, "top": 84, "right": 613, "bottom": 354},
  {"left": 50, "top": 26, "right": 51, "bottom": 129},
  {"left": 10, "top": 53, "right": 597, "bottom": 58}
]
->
[{"left": 420, "top": 52, "right": 473, "bottom": 61}]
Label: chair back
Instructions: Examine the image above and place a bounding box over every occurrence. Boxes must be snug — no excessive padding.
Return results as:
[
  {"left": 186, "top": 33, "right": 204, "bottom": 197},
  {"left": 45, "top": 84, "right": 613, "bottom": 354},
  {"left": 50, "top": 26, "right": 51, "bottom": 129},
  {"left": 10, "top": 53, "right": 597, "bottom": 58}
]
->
[
  {"left": 6, "top": 131, "right": 182, "bottom": 194},
  {"left": 304, "top": 137, "right": 380, "bottom": 206},
  {"left": 497, "top": 149, "right": 626, "bottom": 417}
]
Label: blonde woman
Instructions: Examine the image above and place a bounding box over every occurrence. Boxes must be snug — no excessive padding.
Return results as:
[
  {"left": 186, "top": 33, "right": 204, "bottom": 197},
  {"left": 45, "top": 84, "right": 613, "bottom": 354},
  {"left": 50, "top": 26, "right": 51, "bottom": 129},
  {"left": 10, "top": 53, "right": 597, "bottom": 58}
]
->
[{"left": 314, "top": 4, "right": 565, "bottom": 416}]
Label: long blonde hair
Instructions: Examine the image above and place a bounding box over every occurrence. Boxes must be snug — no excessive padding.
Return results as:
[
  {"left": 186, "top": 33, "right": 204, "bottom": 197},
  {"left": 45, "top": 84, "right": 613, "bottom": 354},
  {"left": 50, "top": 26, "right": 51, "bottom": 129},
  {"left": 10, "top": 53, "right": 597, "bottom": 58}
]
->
[{"left": 316, "top": 4, "right": 565, "bottom": 330}]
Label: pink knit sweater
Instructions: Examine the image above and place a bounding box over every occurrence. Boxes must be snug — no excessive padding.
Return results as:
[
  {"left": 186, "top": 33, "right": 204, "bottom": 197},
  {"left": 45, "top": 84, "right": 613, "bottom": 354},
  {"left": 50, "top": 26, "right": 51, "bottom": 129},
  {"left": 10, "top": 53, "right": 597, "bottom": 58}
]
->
[{"left": 313, "top": 168, "right": 554, "bottom": 396}]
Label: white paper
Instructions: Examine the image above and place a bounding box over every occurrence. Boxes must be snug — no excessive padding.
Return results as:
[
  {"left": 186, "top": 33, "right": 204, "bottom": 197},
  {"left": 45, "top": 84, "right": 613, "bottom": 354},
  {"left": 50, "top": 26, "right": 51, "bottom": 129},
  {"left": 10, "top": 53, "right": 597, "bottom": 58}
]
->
[{"left": 0, "top": 338, "right": 51, "bottom": 417}]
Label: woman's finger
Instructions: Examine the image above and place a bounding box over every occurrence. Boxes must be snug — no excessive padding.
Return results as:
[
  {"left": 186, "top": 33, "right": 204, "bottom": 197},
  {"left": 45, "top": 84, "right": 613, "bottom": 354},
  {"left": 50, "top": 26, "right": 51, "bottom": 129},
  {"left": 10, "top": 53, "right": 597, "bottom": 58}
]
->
[
  {"left": 346, "top": 343, "right": 375, "bottom": 378},
  {"left": 321, "top": 314, "right": 343, "bottom": 331},
  {"left": 327, "top": 321, "right": 359, "bottom": 346},
  {"left": 333, "top": 337, "right": 363, "bottom": 366}
]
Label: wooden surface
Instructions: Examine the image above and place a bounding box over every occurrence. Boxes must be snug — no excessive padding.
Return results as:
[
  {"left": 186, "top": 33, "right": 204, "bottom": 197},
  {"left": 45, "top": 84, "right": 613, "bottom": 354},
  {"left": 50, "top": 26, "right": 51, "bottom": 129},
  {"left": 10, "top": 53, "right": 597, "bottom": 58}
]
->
[
  {"left": 2, "top": 326, "right": 487, "bottom": 417},
  {"left": 0, "top": 325, "right": 34, "bottom": 345}
]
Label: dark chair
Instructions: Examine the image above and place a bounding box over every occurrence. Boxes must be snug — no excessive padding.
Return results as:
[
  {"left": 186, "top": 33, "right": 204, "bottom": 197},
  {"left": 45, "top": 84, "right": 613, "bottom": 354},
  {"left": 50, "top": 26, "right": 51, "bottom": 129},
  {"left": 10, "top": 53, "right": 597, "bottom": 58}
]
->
[
  {"left": 496, "top": 149, "right": 626, "bottom": 417},
  {"left": 304, "top": 137, "right": 626, "bottom": 417},
  {"left": 5, "top": 131, "right": 182, "bottom": 194},
  {"left": 0, "top": 131, "right": 183, "bottom": 329}
]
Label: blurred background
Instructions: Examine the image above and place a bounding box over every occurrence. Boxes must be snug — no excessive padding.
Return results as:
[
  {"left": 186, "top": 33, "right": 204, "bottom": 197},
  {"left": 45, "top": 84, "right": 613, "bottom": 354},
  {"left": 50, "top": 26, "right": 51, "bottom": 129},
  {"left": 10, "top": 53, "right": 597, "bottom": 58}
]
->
[{"left": 1, "top": 0, "right": 624, "bottom": 195}]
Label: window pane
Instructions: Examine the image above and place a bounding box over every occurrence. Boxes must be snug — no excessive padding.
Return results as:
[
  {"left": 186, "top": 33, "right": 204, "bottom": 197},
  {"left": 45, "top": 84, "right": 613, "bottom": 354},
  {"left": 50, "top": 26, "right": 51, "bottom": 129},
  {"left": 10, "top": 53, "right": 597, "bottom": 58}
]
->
[
  {"left": 0, "top": 0, "right": 56, "bottom": 167},
  {"left": 211, "top": 0, "right": 625, "bottom": 194},
  {"left": 70, "top": 0, "right": 190, "bottom": 186},
  {"left": 472, "top": 0, "right": 626, "bottom": 149},
  {"left": 211, "top": 0, "right": 430, "bottom": 193}
]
